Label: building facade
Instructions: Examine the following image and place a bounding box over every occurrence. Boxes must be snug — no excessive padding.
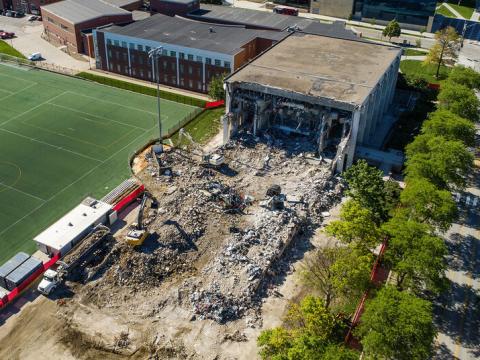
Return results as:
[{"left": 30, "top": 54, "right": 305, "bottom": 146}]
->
[
  {"left": 150, "top": 0, "right": 199, "bottom": 16},
  {"left": 41, "top": 0, "right": 133, "bottom": 54},
  {"left": 93, "top": 15, "right": 283, "bottom": 93},
  {"left": 310, "top": 0, "right": 355, "bottom": 18}
]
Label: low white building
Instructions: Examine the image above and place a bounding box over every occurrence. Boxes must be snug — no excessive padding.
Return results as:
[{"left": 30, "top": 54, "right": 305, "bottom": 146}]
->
[{"left": 33, "top": 197, "right": 114, "bottom": 257}]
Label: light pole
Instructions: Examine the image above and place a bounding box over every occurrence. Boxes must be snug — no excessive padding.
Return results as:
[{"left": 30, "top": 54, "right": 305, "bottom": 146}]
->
[
  {"left": 461, "top": 22, "right": 475, "bottom": 48},
  {"left": 148, "top": 46, "right": 164, "bottom": 154}
]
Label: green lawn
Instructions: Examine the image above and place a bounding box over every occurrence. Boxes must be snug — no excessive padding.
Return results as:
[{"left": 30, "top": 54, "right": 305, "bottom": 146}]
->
[
  {"left": 436, "top": 4, "right": 457, "bottom": 17},
  {"left": 0, "top": 40, "right": 25, "bottom": 58},
  {"left": 400, "top": 60, "right": 451, "bottom": 84},
  {"left": 449, "top": 3, "right": 474, "bottom": 19},
  {"left": 403, "top": 49, "right": 428, "bottom": 56},
  {"left": 0, "top": 62, "right": 200, "bottom": 263}
]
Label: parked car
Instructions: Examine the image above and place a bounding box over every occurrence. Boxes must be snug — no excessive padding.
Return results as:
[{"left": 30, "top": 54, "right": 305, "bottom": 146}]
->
[
  {"left": 14, "top": 11, "right": 24, "bottom": 18},
  {"left": 0, "top": 31, "right": 15, "bottom": 39},
  {"left": 5, "top": 11, "right": 13, "bottom": 17},
  {"left": 28, "top": 15, "right": 37, "bottom": 21},
  {"left": 27, "top": 53, "right": 42, "bottom": 61}
]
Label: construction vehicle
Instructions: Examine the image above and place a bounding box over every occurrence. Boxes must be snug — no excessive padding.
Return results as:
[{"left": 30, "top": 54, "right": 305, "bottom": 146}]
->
[
  {"left": 37, "top": 225, "right": 110, "bottom": 295},
  {"left": 126, "top": 192, "right": 157, "bottom": 246},
  {"left": 178, "top": 128, "right": 225, "bottom": 168}
]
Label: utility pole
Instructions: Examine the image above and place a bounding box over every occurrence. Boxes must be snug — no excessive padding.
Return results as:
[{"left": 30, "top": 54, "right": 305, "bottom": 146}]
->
[{"left": 148, "top": 46, "right": 164, "bottom": 154}]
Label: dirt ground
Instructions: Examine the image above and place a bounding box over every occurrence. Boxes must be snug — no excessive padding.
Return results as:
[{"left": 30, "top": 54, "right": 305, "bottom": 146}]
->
[{"left": 0, "top": 130, "right": 344, "bottom": 360}]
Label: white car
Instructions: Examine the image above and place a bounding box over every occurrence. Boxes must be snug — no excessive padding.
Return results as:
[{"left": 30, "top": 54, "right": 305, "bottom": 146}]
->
[
  {"left": 37, "top": 269, "right": 60, "bottom": 295},
  {"left": 27, "top": 52, "right": 42, "bottom": 61}
]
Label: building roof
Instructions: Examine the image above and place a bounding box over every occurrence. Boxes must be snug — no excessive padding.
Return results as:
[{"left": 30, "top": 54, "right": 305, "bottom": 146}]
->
[
  {"left": 41, "top": 0, "right": 131, "bottom": 25},
  {"left": 160, "top": 0, "right": 198, "bottom": 4},
  {"left": 102, "top": 0, "right": 141, "bottom": 8},
  {"left": 227, "top": 33, "right": 401, "bottom": 108},
  {"left": 101, "top": 14, "right": 286, "bottom": 55},
  {"left": 33, "top": 197, "right": 112, "bottom": 252},
  {"left": 188, "top": 5, "right": 313, "bottom": 31}
]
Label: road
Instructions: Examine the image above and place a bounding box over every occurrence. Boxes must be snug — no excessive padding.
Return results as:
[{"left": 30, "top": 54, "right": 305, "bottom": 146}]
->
[
  {"left": 433, "top": 127, "right": 480, "bottom": 360},
  {"left": 0, "top": 15, "right": 89, "bottom": 71}
]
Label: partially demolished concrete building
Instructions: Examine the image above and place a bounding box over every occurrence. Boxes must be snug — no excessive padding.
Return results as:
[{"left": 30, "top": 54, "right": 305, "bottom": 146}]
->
[{"left": 223, "top": 32, "right": 401, "bottom": 172}]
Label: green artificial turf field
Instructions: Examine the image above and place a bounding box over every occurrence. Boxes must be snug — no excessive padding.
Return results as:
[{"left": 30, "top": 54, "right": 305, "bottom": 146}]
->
[{"left": 0, "top": 62, "right": 200, "bottom": 263}]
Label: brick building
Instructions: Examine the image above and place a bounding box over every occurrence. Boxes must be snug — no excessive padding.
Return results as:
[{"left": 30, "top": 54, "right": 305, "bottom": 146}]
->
[
  {"left": 41, "top": 0, "right": 133, "bottom": 54},
  {"left": 93, "top": 14, "right": 285, "bottom": 93}
]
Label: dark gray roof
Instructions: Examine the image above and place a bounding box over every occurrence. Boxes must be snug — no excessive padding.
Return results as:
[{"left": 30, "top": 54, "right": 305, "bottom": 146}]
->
[
  {"left": 41, "top": 0, "right": 131, "bottom": 25},
  {"left": 188, "top": 5, "right": 312, "bottom": 31},
  {"left": 102, "top": 0, "right": 141, "bottom": 8},
  {"left": 101, "top": 14, "right": 286, "bottom": 54},
  {"left": 301, "top": 20, "right": 359, "bottom": 41},
  {"left": 160, "top": 0, "right": 197, "bottom": 4}
]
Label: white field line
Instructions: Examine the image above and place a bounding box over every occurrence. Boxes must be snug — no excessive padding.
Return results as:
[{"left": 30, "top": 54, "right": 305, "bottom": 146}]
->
[
  {"left": 0, "top": 128, "right": 103, "bottom": 162},
  {"left": 0, "top": 82, "right": 37, "bottom": 104},
  {"left": 0, "top": 181, "right": 46, "bottom": 202},
  {"left": 0, "top": 125, "right": 156, "bottom": 237}
]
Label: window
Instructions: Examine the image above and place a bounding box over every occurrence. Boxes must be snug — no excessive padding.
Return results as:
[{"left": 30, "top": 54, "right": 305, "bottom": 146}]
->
[
  {"left": 180, "top": 78, "right": 185, "bottom": 86},
  {"left": 131, "top": 54, "right": 135, "bottom": 62},
  {"left": 140, "top": 69, "right": 144, "bottom": 78},
  {"left": 163, "top": 60, "right": 167, "bottom": 70},
  {"left": 60, "top": 24, "right": 68, "bottom": 31},
  {"left": 137, "top": 44, "right": 143, "bottom": 51},
  {"left": 179, "top": 52, "right": 185, "bottom": 59},
  {"left": 189, "top": 79, "right": 193, "bottom": 88},
  {"left": 122, "top": 41, "right": 127, "bottom": 48},
  {"left": 107, "top": 39, "right": 112, "bottom": 45},
  {"left": 132, "top": 68, "right": 136, "bottom": 76},
  {"left": 179, "top": 64, "right": 184, "bottom": 73},
  {"left": 139, "top": 57, "right": 144, "bottom": 65},
  {"left": 224, "top": 61, "right": 231, "bottom": 69},
  {"left": 115, "top": 51, "right": 120, "bottom": 59},
  {"left": 196, "top": 68, "right": 201, "bottom": 76},
  {"left": 129, "top": 43, "right": 134, "bottom": 49},
  {"left": 164, "top": 74, "right": 168, "bottom": 83},
  {"left": 122, "top": 53, "right": 127, "bottom": 61},
  {"left": 171, "top": 63, "right": 175, "bottom": 71},
  {"left": 187, "top": 54, "right": 193, "bottom": 61},
  {"left": 196, "top": 56, "right": 202, "bottom": 62},
  {"left": 116, "top": 64, "right": 121, "bottom": 72},
  {"left": 206, "top": 57, "right": 212, "bottom": 65},
  {"left": 170, "top": 51, "right": 176, "bottom": 57},
  {"left": 188, "top": 66, "right": 192, "bottom": 75},
  {"left": 47, "top": 17, "right": 55, "bottom": 24},
  {"left": 148, "top": 70, "right": 152, "bottom": 79},
  {"left": 107, "top": 50, "right": 112, "bottom": 58},
  {"left": 146, "top": 46, "right": 151, "bottom": 53},
  {"left": 172, "top": 75, "right": 176, "bottom": 84},
  {"left": 108, "top": 63, "right": 113, "bottom": 71},
  {"left": 162, "top": 49, "right": 168, "bottom": 56},
  {"left": 214, "top": 59, "right": 221, "bottom": 66},
  {"left": 114, "top": 40, "right": 119, "bottom": 46},
  {"left": 197, "top": 81, "right": 202, "bottom": 90}
]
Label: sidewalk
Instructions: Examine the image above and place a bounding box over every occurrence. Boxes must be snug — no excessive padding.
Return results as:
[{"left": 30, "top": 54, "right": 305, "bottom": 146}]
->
[{"left": 85, "top": 69, "right": 211, "bottom": 101}]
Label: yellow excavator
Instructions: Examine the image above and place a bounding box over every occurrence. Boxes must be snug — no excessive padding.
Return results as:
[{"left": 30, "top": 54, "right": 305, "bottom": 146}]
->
[{"left": 126, "top": 192, "right": 156, "bottom": 246}]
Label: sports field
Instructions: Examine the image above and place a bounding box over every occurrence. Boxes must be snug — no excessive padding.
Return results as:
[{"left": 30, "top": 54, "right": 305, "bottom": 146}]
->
[{"left": 0, "top": 62, "right": 199, "bottom": 263}]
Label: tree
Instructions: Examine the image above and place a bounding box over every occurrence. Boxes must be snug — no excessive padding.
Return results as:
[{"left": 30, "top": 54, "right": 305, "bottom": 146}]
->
[
  {"left": 257, "top": 296, "right": 355, "bottom": 360},
  {"left": 301, "top": 246, "right": 373, "bottom": 311},
  {"left": 400, "top": 178, "right": 458, "bottom": 232},
  {"left": 208, "top": 74, "right": 226, "bottom": 100},
  {"left": 355, "top": 286, "right": 436, "bottom": 360},
  {"left": 383, "top": 179, "right": 402, "bottom": 216},
  {"left": 448, "top": 65, "right": 480, "bottom": 90},
  {"left": 382, "top": 216, "right": 447, "bottom": 294},
  {"left": 322, "top": 344, "right": 359, "bottom": 360},
  {"left": 424, "top": 26, "right": 460, "bottom": 79},
  {"left": 421, "top": 109, "right": 476, "bottom": 147},
  {"left": 405, "top": 134, "right": 473, "bottom": 190},
  {"left": 382, "top": 19, "right": 401, "bottom": 41},
  {"left": 342, "top": 160, "right": 397, "bottom": 224},
  {"left": 437, "top": 81, "right": 480, "bottom": 122},
  {"left": 324, "top": 200, "right": 383, "bottom": 253}
]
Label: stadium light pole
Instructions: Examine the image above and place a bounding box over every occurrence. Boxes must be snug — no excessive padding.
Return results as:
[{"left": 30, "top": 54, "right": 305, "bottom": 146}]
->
[{"left": 148, "top": 46, "right": 164, "bottom": 153}]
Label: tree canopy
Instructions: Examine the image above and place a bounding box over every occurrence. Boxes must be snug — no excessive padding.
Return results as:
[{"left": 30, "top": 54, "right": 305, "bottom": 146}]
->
[
  {"left": 342, "top": 160, "right": 398, "bottom": 223},
  {"left": 257, "top": 296, "right": 357, "bottom": 360},
  {"left": 405, "top": 134, "right": 473, "bottom": 190},
  {"left": 421, "top": 109, "right": 476, "bottom": 147},
  {"left": 382, "top": 216, "right": 447, "bottom": 294},
  {"left": 399, "top": 177, "right": 458, "bottom": 232},
  {"left": 424, "top": 26, "right": 460, "bottom": 79},
  {"left": 355, "top": 286, "right": 436, "bottom": 360},
  {"left": 437, "top": 81, "right": 480, "bottom": 122},
  {"left": 448, "top": 65, "right": 480, "bottom": 90},
  {"left": 382, "top": 19, "right": 401, "bottom": 40},
  {"left": 324, "top": 200, "right": 383, "bottom": 253},
  {"left": 208, "top": 74, "right": 226, "bottom": 100}
]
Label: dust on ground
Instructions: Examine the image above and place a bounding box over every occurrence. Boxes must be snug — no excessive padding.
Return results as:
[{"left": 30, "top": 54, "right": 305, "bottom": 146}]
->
[{"left": 0, "top": 130, "right": 344, "bottom": 359}]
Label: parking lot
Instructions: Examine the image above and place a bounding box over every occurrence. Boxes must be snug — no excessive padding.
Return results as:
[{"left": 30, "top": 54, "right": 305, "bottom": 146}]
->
[{"left": 0, "top": 15, "right": 90, "bottom": 71}]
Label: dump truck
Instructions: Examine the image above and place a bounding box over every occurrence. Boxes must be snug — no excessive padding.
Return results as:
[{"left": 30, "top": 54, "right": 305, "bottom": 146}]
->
[{"left": 37, "top": 225, "right": 110, "bottom": 295}]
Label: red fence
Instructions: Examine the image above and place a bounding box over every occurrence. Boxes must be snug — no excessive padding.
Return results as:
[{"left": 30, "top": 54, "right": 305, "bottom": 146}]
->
[
  {"left": 205, "top": 100, "right": 225, "bottom": 109},
  {"left": 345, "top": 238, "right": 389, "bottom": 347},
  {"left": 0, "top": 253, "right": 61, "bottom": 310}
]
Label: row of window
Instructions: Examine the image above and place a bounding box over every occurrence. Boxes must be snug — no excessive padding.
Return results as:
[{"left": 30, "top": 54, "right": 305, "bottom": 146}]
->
[
  {"left": 106, "top": 38, "right": 231, "bottom": 68},
  {"left": 47, "top": 17, "right": 70, "bottom": 32}
]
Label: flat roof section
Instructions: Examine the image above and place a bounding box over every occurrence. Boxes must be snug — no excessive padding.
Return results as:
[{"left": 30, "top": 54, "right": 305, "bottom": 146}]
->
[
  {"left": 33, "top": 198, "right": 112, "bottom": 253},
  {"left": 227, "top": 33, "right": 401, "bottom": 108},
  {"left": 188, "top": 5, "right": 312, "bottom": 31},
  {"left": 41, "top": 0, "right": 131, "bottom": 25},
  {"left": 102, "top": 14, "right": 286, "bottom": 55}
]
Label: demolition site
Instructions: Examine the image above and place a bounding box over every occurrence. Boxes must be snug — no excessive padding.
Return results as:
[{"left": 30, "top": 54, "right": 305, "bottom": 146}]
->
[{"left": 0, "top": 31, "right": 403, "bottom": 359}]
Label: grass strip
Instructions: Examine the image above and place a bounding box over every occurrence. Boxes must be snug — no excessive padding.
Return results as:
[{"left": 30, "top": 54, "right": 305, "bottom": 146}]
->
[{"left": 0, "top": 40, "right": 25, "bottom": 58}]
